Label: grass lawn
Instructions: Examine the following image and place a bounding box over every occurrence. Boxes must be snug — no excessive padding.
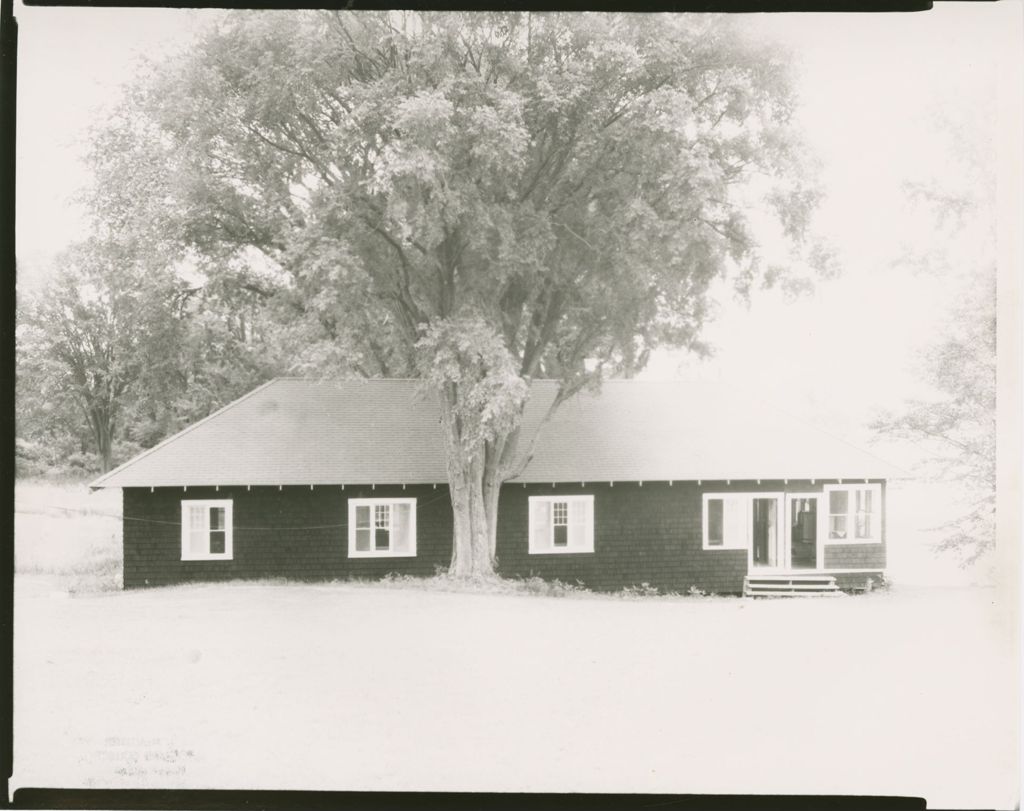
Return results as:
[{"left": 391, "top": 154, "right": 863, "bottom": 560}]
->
[{"left": 11, "top": 480, "right": 1020, "bottom": 807}]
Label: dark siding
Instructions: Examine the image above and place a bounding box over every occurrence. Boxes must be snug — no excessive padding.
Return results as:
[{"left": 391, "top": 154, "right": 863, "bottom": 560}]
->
[
  {"left": 123, "top": 485, "right": 452, "bottom": 588},
  {"left": 123, "top": 478, "right": 886, "bottom": 594},
  {"left": 495, "top": 479, "right": 886, "bottom": 593},
  {"left": 495, "top": 482, "right": 747, "bottom": 593},
  {"left": 823, "top": 545, "right": 886, "bottom": 569}
]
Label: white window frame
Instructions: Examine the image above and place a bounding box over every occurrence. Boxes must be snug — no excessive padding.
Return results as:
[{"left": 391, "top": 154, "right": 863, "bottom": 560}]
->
[
  {"left": 347, "top": 497, "right": 417, "bottom": 558},
  {"left": 180, "top": 499, "right": 233, "bottom": 561},
  {"left": 701, "top": 493, "right": 748, "bottom": 550},
  {"left": 823, "top": 483, "right": 882, "bottom": 544},
  {"left": 528, "top": 495, "right": 594, "bottom": 554},
  {"left": 701, "top": 493, "right": 785, "bottom": 557}
]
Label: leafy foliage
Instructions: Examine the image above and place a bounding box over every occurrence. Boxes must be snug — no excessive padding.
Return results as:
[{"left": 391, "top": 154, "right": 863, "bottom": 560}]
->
[
  {"left": 873, "top": 279, "right": 995, "bottom": 566},
  {"left": 34, "top": 11, "right": 823, "bottom": 572},
  {"left": 416, "top": 316, "right": 529, "bottom": 454},
  {"left": 17, "top": 239, "right": 184, "bottom": 472},
  {"left": 871, "top": 107, "right": 996, "bottom": 567},
  {"left": 88, "top": 11, "right": 822, "bottom": 392},
  {"left": 17, "top": 238, "right": 282, "bottom": 473}
]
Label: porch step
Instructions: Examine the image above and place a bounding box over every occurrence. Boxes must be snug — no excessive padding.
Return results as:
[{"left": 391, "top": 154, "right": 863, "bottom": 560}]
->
[{"left": 744, "top": 573, "right": 841, "bottom": 598}]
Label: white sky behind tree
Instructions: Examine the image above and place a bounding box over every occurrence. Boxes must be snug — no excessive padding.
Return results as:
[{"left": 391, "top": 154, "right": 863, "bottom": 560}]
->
[{"left": 14, "top": 3, "right": 1021, "bottom": 461}]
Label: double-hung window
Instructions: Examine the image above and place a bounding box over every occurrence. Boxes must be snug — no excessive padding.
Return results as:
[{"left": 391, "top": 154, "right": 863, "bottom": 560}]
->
[
  {"left": 181, "top": 500, "right": 233, "bottom": 561},
  {"left": 824, "top": 483, "right": 881, "bottom": 543},
  {"left": 348, "top": 498, "right": 416, "bottom": 557},
  {"left": 529, "top": 495, "right": 594, "bottom": 554}
]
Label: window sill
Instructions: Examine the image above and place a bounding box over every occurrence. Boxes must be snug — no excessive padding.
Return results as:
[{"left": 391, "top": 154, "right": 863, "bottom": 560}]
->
[
  {"left": 181, "top": 555, "right": 233, "bottom": 562},
  {"left": 348, "top": 551, "right": 417, "bottom": 559},
  {"left": 527, "top": 548, "right": 595, "bottom": 555},
  {"left": 823, "top": 538, "right": 882, "bottom": 545}
]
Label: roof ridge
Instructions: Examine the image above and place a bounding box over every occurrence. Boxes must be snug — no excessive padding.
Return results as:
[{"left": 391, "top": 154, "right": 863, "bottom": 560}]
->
[{"left": 88, "top": 377, "right": 284, "bottom": 490}]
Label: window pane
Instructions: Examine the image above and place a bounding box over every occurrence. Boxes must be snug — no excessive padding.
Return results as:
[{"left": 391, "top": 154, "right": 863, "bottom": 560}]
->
[
  {"left": 553, "top": 524, "right": 568, "bottom": 547},
  {"left": 857, "top": 489, "right": 873, "bottom": 513},
  {"left": 355, "top": 505, "right": 371, "bottom": 529},
  {"left": 707, "top": 499, "right": 724, "bottom": 545},
  {"left": 568, "top": 499, "right": 588, "bottom": 548},
  {"left": 189, "top": 530, "right": 207, "bottom": 554},
  {"left": 210, "top": 507, "right": 225, "bottom": 531},
  {"left": 723, "top": 498, "right": 745, "bottom": 546},
  {"left": 209, "top": 530, "right": 226, "bottom": 554},
  {"left": 189, "top": 506, "right": 205, "bottom": 530},
  {"left": 392, "top": 503, "right": 412, "bottom": 553},
  {"left": 829, "top": 490, "right": 849, "bottom": 515},
  {"left": 355, "top": 527, "right": 371, "bottom": 552},
  {"left": 531, "top": 500, "right": 551, "bottom": 549},
  {"left": 856, "top": 513, "right": 872, "bottom": 539},
  {"left": 371, "top": 504, "right": 391, "bottom": 551},
  {"left": 552, "top": 501, "right": 568, "bottom": 525},
  {"left": 829, "top": 515, "right": 848, "bottom": 540},
  {"left": 567, "top": 522, "right": 585, "bottom": 548}
]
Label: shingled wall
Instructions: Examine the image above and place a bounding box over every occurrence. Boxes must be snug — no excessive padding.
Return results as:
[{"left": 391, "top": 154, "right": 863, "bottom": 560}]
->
[
  {"left": 123, "top": 479, "right": 885, "bottom": 592},
  {"left": 122, "top": 484, "right": 453, "bottom": 588}
]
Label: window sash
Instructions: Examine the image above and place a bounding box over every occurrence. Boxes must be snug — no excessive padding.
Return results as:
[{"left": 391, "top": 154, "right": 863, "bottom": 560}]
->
[
  {"left": 181, "top": 500, "right": 233, "bottom": 561},
  {"left": 824, "top": 484, "right": 881, "bottom": 544},
  {"left": 528, "top": 496, "right": 594, "bottom": 554},
  {"left": 374, "top": 503, "right": 392, "bottom": 551},
  {"left": 702, "top": 494, "right": 748, "bottom": 550},
  {"left": 348, "top": 498, "right": 417, "bottom": 558}
]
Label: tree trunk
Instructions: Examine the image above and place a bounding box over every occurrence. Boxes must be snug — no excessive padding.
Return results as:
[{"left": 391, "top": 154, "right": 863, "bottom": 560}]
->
[
  {"left": 438, "top": 386, "right": 510, "bottom": 579},
  {"left": 87, "top": 406, "right": 115, "bottom": 473},
  {"left": 445, "top": 452, "right": 495, "bottom": 578},
  {"left": 97, "top": 420, "right": 114, "bottom": 472},
  {"left": 483, "top": 427, "right": 521, "bottom": 562}
]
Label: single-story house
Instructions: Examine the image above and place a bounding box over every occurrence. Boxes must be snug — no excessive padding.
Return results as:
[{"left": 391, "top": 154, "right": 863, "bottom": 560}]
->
[{"left": 89, "top": 378, "right": 904, "bottom": 595}]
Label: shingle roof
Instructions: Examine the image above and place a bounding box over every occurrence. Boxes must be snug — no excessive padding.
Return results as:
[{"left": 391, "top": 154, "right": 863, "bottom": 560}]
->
[{"left": 89, "top": 377, "right": 904, "bottom": 489}]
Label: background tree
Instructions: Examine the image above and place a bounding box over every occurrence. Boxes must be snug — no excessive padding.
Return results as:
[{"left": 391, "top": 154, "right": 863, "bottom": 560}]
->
[
  {"left": 873, "top": 284, "right": 995, "bottom": 566},
  {"left": 87, "top": 11, "right": 825, "bottom": 575},
  {"left": 15, "top": 328, "right": 97, "bottom": 477},
  {"left": 18, "top": 239, "right": 185, "bottom": 472},
  {"left": 17, "top": 238, "right": 282, "bottom": 474},
  {"left": 872, "top": 103, "right": 996, "bottom": 567}
]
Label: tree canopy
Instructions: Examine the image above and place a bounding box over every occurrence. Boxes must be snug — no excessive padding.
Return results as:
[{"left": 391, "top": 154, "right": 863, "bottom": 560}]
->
[
  {"left": 65, "top": 11, "right": 824, "bottom": 572},
  {"left": 872, "top": 105, "right": 997, "bottom": 567},
  {"left": 17, "top": 239, "right": 184, "bottom": 472},
  {"left": 90, "top": 11, "right": 821, "bottom": 381}
]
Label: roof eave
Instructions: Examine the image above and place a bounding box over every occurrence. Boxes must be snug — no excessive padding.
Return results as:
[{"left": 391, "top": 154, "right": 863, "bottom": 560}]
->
[{"left": 86, "top": 378, "right": 284, "bottom": 490}]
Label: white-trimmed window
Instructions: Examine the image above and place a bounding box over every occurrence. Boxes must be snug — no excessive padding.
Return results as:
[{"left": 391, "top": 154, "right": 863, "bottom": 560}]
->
[
  {"left": 824, "top": 483, "right": 881, "bottom": 543},
  {"left": 181, "top": 500, "right": 233, "bottom": 561},
  {"left": 348, "top": 498, "right": 416, "bottom": 558},
  {"left": 529, "top": 495, "right": 594, "bottom": 554},
  {"left": 702, "top": 494, "right": 748, "bottom": 550}
]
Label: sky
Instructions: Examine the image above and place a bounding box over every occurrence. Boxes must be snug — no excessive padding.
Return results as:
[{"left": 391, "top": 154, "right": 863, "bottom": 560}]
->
[{"left": 13, "top": 3, "right": 1022, "bottom": 458}]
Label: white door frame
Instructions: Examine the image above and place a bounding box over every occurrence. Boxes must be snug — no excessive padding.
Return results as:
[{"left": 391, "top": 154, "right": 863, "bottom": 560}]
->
[
  {"left": 746, "top": 492, "right": 786, "bottom": 572},
  {"left": 783, "top": 492, "right": 823, "bottom": 572}
]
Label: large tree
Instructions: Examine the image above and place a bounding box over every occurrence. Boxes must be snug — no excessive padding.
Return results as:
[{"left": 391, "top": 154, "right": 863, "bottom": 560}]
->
[
  {"left": 18, "top": 239, "right": 185, "bottom": 472},
  {"left": 874, "top": 282, "right": 995, "bottom": 566},
  {"left": 872, "top": 104, "right": 997, "bottom": 567},
  {"left": 88, "top": 11, "right": 823, "bottom": 575},
  {"left": 17, "top": 237, "right": 281, "bottom": 473}
]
